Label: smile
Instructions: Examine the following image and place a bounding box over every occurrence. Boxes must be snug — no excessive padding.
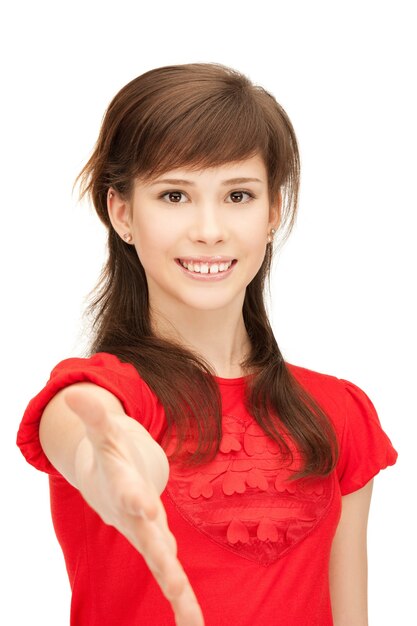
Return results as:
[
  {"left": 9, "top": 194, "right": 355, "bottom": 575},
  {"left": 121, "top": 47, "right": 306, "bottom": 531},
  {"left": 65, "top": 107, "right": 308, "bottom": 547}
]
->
[
  {"left": 175, "top": 258, "right": 237, "bottom": 280},
  {"left": 179, "top": 259, "right": 233, "bottom": 274}
]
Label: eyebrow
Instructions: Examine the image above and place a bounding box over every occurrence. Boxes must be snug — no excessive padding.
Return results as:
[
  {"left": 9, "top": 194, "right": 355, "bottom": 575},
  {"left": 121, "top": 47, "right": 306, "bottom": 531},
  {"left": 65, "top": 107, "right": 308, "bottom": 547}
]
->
[{"left": 150, "top": 177, "right": 264, "bottom": 186}]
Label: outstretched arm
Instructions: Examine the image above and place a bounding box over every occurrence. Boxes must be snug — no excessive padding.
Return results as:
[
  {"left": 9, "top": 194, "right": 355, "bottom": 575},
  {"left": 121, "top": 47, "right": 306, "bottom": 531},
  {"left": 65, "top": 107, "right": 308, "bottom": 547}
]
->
[
  {"left": 39, "top": 382, "right": 204, "bottom": 626},
  {"left": 329, "top": 479, "right": 373, "bottom": 626}
]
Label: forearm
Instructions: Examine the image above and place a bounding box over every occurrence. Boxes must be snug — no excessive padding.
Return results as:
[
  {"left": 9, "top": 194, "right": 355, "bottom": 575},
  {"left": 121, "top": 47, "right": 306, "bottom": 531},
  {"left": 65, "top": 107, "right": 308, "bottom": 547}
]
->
[
  {"left": 329, "top": 481, "right": 373, "bottom": 626},
  {"left": 330, "top": 545, "right": 368, "bottom": 626},
  {"left": 39, "top": 382, "right": 169, "bottom": 493}
]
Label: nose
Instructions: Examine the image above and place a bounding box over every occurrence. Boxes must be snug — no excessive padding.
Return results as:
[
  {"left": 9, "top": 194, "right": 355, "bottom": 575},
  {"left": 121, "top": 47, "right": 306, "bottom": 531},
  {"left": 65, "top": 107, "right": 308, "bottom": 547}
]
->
[{"left": 189, "top": 204, "right": 227, "bottom": 245}]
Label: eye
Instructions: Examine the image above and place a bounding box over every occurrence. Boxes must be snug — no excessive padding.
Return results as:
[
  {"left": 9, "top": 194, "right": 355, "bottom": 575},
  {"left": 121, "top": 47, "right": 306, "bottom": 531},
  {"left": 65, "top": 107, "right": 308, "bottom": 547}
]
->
[
  {"left": 160, "top": 191, "right": 187, "bottom": 203},
  {"left": 227, "top": 190, "right": 255, "bottom": 203}
]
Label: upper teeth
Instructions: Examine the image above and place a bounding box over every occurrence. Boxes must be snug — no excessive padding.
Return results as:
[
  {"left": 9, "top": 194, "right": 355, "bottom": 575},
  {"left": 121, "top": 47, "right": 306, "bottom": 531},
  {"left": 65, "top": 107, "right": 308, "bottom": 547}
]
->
[{"left": 180, "top": 260, "right": 233, "bottom": 274}]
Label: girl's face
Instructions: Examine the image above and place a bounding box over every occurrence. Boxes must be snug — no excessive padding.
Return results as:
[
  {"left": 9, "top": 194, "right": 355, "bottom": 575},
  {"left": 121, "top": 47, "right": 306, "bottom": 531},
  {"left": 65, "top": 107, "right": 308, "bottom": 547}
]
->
[{"left": 109, "top": 154, "right": 280, "bottom": 315}]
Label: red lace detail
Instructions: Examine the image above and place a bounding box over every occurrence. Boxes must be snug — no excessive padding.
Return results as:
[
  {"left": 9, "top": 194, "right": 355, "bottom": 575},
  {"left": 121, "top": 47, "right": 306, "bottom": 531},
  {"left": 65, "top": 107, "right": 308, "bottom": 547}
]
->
[{"left": 166, "top": 414, "right": 334, "bottom": 565}]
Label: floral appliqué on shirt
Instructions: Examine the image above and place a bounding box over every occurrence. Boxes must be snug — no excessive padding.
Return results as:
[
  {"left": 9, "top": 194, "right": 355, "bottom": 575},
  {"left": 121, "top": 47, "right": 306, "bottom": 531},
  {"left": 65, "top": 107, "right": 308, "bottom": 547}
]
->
[{"left": 166, "top": 414, "right": 334, "bottom": 565}]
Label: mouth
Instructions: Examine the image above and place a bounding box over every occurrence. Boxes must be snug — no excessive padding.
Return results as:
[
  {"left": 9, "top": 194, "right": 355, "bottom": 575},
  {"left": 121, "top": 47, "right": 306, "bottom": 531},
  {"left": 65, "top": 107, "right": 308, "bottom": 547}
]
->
[{"left": 175, "top": 258, "right": 237, "bottom": 275}]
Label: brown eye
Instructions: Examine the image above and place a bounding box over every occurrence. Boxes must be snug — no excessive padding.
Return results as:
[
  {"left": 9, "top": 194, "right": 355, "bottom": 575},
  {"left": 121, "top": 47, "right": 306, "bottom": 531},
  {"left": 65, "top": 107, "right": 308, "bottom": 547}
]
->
[
  {"left": 159, "top": 190, "right": 186, "bottom": 204},
  {"left": 229, "top": 191, "right": 253, "bottom": 203},
  {"left": 168, "top": 192, "right": 182, "bottom": 202}
]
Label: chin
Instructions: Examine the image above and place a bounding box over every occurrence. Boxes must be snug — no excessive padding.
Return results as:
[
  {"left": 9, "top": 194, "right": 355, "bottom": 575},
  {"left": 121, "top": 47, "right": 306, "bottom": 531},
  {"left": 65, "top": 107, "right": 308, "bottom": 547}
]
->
[{"left": 179, "top": 292, "right": 243, "bottom": 312}]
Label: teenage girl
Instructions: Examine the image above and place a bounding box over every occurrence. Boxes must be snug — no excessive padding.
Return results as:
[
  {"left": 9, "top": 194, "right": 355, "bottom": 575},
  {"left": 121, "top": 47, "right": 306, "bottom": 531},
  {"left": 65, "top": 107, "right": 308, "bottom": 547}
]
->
[{"left": 17, "top": 62, "right": 397, "bottom": 626}]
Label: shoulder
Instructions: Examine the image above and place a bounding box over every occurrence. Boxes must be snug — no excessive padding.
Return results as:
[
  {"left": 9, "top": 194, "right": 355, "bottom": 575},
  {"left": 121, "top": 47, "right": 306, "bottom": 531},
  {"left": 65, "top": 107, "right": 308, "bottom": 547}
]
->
[
  {"left": 51, "top": 351, "right": 140, "bottom": 379},
  {"left": 286, "top": 361, "right": 341, "bottom": 387},
  {"left": 285, "top": 361, "right": 373, "bottom": 434},
  {"left": 286, "top": 360, "right": 346, "bottom": 407},
  {"left": 48, "top": 352, "right": 144, "bottom": 397},
  {"left": 29, "top": 351, "right": 160, "bottom": 432},
  {"left": 51, "top": 351, "right": 163, "bottom": 416},
  {"left": 285, "top": 361, "right": 398, "bottom": 493},
  {"left": 17, "top": 351, "right": 165, "bottom": 474}
]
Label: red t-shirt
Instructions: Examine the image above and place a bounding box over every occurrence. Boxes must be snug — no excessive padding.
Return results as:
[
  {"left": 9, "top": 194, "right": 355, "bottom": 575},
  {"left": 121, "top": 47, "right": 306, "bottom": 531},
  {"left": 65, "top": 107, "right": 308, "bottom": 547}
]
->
[{"left": 16, "top": 353, "right": 398, "bottom": 625}]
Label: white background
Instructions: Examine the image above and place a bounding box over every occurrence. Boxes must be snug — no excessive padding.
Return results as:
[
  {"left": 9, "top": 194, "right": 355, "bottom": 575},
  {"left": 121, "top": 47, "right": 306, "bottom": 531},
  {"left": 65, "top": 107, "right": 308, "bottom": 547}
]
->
[{"left": 1, "top": 0, "right": 415, "bottom": 624}]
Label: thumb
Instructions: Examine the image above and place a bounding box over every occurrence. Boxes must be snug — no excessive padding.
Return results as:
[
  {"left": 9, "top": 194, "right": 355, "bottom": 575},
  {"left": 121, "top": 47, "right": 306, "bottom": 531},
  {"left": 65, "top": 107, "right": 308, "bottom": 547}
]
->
[{"left": 63, "top": 387, "right": 117, "bottom": 446}]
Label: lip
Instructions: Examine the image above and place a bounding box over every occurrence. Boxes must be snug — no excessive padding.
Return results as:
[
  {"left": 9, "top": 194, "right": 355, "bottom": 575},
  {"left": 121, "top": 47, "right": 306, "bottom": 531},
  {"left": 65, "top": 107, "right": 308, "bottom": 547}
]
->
[
  {"left": 176, "top": 256, "right": 235, "bottom": 264},
  {"left": 175, "top": 258, "right": 237, "bottom": 281}
]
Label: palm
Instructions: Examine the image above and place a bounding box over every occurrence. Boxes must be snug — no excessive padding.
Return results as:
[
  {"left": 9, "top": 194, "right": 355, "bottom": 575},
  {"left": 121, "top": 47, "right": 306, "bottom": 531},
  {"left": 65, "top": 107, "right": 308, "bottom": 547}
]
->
[{"left": 65, "top": 387, "right": 204, "bottom": 626}]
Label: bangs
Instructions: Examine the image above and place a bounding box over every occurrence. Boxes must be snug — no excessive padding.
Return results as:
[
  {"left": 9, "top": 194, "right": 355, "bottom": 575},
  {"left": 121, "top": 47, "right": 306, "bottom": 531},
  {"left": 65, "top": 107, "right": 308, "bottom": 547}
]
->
[{"left": 125, "top": 85, "right": 270, "bottom": 182}]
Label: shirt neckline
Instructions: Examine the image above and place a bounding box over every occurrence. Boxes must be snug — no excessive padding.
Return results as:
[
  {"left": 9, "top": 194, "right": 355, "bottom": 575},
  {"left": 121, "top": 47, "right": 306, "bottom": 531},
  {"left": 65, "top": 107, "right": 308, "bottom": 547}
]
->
[{"left": 212, "top": 373, "right": 253, "bottom": 386}]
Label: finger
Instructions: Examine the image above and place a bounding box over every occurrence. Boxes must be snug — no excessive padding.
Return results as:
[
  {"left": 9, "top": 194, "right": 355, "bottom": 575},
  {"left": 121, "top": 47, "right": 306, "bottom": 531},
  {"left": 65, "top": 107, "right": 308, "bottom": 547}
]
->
[
  {"left": 171, "top": 582, "right": 205, "bottom": 626},
  {"left": 115, "top": 509, "right": 204, "bottom": 626},
  {"left": 145, "top": 551, "right": 203, "bottom": 625},
  {"left": 128, "top": 513, "right": 175, "bottom": 567},
  {"left": 123, "top": 514, "right": 183, "bottom": 588},
  {"left": 123, "top": 515, "right": 204, "bottom": 625}
]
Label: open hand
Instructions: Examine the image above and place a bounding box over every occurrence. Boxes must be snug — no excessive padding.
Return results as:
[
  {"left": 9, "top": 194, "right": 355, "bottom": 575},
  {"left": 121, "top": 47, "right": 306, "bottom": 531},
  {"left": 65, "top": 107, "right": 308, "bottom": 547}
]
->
[{"left": 65, "top": 387, "right": 204, "bottom": 626}]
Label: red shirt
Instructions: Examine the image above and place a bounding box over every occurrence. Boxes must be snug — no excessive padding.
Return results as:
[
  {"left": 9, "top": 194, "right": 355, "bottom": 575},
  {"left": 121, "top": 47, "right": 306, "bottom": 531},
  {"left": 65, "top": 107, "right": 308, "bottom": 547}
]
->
[{"left": 17, "top": 353, "right": 398, "bottom": 625}]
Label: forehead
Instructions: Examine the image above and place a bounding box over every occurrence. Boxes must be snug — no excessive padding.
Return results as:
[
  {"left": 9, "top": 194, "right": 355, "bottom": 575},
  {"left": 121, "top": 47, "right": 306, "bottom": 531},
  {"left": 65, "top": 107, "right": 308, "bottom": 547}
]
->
[{"left": 138, "top": 154, "right": 267, "bottom": 187}]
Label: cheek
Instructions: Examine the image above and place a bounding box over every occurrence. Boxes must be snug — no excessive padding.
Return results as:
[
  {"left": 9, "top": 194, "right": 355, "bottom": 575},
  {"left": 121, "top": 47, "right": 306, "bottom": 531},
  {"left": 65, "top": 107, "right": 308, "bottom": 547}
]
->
[
  {"left": 132, "top": 218, "right": 175, "bottom": 268},
  {"left": 243, "top": 219, "right": 269, "bottom": 271},
  {"left": 241, "top": 218, "right": 268, "bottom": 251}
]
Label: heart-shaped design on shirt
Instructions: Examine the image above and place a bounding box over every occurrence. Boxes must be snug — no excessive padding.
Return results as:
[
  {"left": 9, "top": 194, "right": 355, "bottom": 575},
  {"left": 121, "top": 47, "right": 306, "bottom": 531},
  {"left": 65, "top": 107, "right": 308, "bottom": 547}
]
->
[{"left": 166, "top": 414, "right": 335, "bottom": 566}]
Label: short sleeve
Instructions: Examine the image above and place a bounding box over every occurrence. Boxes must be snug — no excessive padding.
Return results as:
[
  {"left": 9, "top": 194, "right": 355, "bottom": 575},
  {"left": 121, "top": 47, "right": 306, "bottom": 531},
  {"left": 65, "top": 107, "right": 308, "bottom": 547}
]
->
[
  {"left": 336, "top": 379, "right": 398, "bottom": 495},
  {"left": 16, "top": 352, "right": 146, "bottom": 476}
]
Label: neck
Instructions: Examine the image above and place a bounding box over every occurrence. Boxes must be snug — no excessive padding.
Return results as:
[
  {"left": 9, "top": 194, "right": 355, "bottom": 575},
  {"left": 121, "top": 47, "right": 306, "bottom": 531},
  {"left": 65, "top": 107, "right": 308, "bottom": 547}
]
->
[{"left": 149, "top": 297, "right": 252, "bottom": 379}]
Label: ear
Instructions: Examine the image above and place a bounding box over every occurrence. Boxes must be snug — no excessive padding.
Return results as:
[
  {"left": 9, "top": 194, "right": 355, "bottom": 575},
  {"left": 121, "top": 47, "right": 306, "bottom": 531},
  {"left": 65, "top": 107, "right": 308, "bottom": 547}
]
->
[
  {"left": 107, "top": 188, "right": 133, "bottom": 243},
  {"left": 268, "top": 191, "right": 282, "bottom": 231}
]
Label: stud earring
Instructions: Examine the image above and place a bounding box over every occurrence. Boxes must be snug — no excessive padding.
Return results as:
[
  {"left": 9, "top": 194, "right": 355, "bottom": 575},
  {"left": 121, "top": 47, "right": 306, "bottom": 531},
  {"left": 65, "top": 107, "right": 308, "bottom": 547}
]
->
[
  {"left": 123, "top": 233, "right": 133, "bottom": 243},
  {"left": 267, "top": 228, "right": 276, "bottom": 243}
]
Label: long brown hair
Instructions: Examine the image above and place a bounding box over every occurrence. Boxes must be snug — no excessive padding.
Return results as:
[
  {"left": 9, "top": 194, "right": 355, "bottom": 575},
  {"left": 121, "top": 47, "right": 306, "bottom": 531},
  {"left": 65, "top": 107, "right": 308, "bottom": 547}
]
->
[{"left": 75, "top": 62, "right": 338, "bottom": 480}]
